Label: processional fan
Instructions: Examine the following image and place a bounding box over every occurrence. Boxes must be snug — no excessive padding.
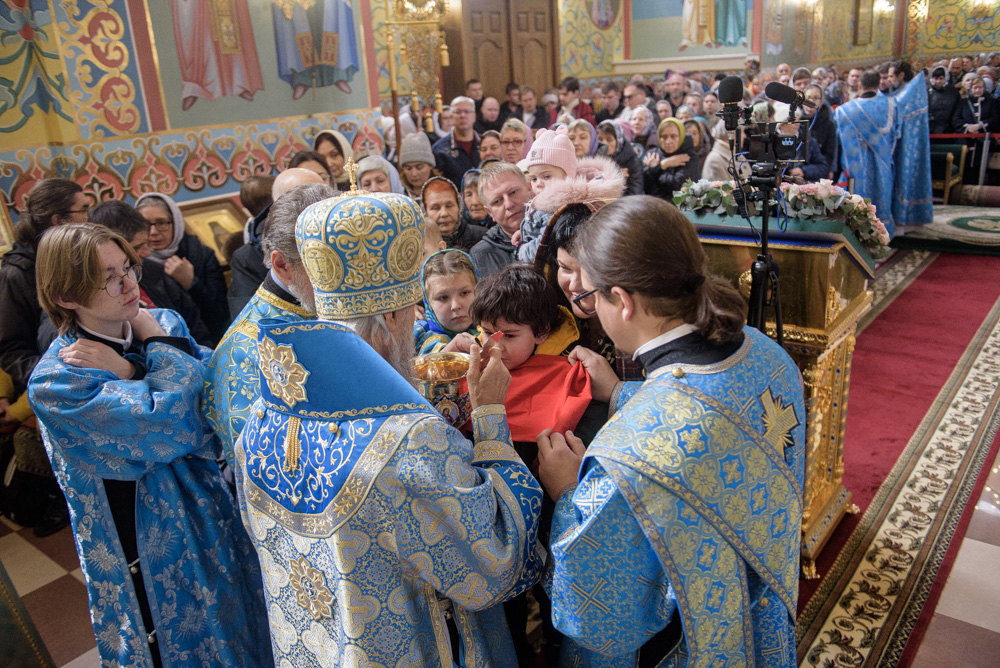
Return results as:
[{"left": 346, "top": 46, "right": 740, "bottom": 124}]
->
[{"left": 385, "top": 0, "right": 450, "bottom": 159}]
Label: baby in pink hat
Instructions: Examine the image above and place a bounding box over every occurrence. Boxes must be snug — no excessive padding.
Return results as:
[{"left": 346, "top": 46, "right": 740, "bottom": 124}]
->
[{"left": 523, "top": 127, "right": 577, "bottom": 196}]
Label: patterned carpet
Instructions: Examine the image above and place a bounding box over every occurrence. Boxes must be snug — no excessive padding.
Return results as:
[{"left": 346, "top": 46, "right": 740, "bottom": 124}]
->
[
  {"left": 797, "top": 256, "right": 1000, "bottom": 666},
  {"left": 891, "top": 206, "right": 1000, "bottom": 255}
]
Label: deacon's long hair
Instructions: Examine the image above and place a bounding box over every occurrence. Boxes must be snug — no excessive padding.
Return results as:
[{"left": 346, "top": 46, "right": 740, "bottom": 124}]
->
[{"left": 573, "top": 195, "right": 746, "bottom": 346}]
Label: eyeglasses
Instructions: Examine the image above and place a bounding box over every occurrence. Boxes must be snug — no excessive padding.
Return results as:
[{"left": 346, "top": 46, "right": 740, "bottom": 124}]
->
[
  {"left": 572, "top": 288, "right": 598, "bottom": 316},
  {"left": 500, "top": 139, "right": 524, "bottom": 147},
  {"left": 104, "top": 264, "right": 143, "bottom": 297},
  {"left": 148, "top": 220, "right": 173, "bottom": 231},
  {"left": 623, "top": 93, "right": 635, "bottom": 100}
]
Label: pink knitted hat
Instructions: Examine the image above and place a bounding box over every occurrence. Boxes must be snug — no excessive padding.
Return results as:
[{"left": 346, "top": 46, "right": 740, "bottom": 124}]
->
[{"left": 524, "top": 128, "right": 577, "bottom": 179}]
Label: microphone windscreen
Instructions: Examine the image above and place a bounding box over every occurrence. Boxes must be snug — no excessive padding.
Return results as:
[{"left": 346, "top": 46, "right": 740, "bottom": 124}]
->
[
  {"left": 764, "top": 81, "right": 799, "bottom": 105},
  {"left": 718, "top": 76, "right": 745, "bottom": 104}
]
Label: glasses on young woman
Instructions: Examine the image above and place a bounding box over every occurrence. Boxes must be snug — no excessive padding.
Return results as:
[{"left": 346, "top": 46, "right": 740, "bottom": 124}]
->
[
  {"left": 104, "top": 264, "right": 143, "bottom": 297},
  {"left": 572, "top": 288, "right": 598, "bottom": 316}
]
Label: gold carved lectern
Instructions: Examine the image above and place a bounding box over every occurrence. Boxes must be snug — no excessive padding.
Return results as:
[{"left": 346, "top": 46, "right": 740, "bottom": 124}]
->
[{"left": 689, "top": 213, "right": 876, "bottom": 579}]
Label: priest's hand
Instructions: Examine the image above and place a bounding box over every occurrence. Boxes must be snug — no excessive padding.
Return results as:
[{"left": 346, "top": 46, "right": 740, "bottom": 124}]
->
[
  {"left": 468, "top": 340, "right": 510, "bottom": 408},
  {"left": 443, "top": 332, "right": 476, "bottom": 354},
  {"left": 537, "top": 428, "right": 585, "bottom": 501},
  {"left": 59, "top": 340, "right": 135, "bottom": 379},
  {"left": 568, "top": 346, "right": 619, "bottom": 402}
]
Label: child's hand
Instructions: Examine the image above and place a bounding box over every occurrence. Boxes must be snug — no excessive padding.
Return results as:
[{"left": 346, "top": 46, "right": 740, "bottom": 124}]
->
[
  {"left": 568, "top": 346, "right": 618, "bottom": 403},
  {"left": 443, "top": 333, "right": 476, "bottom": 354},
  {"left": 510, "top": 230, "right": 522, "bottom": 246},
  {"left": 537, "top": 428, "right": 585, "bottom": 501},
  {"left": 59, "top": 340, "right": 136, "bottom": 379}
]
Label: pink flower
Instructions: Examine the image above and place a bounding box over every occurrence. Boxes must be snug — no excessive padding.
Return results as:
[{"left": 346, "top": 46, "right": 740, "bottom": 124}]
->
[
  {"left": 874, "top": 220, "right": 890, "bottom": 244},
  {"left": 816, "top": 184, "right": 833, "bottom": 199}
]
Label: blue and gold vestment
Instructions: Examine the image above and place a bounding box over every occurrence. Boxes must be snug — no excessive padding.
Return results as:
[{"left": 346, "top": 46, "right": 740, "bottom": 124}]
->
[
  {"left": 236, "top": 319, "right": 544, "bottom": 667},
  {"left": 549, "top": 327, "right": 806, "bottom": 668},
  {"left": 28, "top": 310, "right": 272, "bottom": 668},
  {"left": 205, "top": 279, "right": 313, "bottom": 467}
]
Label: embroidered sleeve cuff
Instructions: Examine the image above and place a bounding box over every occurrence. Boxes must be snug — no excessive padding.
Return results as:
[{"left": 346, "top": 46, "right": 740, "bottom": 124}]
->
[{"left": 471, "top": 405, "right": 518, "bottom": 464}]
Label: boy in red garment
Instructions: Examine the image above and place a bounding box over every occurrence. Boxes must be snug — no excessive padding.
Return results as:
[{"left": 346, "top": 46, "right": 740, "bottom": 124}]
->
[{"left": 468, "top": 262, "right": 603, "bottom": 666}]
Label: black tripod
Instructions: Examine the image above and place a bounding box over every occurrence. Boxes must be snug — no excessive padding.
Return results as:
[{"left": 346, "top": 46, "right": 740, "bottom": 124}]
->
[{"left": 744, "top": 183, "right": 783, "bottom": 347}]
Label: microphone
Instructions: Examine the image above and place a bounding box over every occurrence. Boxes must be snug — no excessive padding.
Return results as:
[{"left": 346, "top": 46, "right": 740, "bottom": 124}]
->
[
  {"left": 717, "top": 75, "right": 744, "bottom": 133},
  {"left": 764, "top": 81, "right": 816, "bottom": 108}
]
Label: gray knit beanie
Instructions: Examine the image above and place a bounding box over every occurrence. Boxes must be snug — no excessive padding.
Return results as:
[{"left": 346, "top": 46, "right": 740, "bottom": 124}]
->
[{"left": 399, "top": 132, "right": 435, "bottom": 166}]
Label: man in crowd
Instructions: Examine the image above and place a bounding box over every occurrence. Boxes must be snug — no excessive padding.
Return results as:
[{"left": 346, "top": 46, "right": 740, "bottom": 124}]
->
[
  {"left": 847, "top": 67, "right": 864, "bottom": 100},
  {"left": 470, "top": 161, "right": 530, "bottom": 276},
  {"left": 665, "top": 72, "right": 688, "bottom": 111},
  {"left": 792, "top": 67, "right": 812, "bottom": 91},
  {"left": 466, "top": 77, "right": 484, "bottom": 116},
  {"left": 498, "top": 82, "right": 523, "bottom": 124},
  {"left": 552, "top": 76, "right": 596, "bottom": 126},
  {"left": 520, "top": 85, "right": 549, "bottom": 131},
  {"left": 888, "top": 60, "right": 913, "bottom": 94},
  {"left": 236, "top": 177, "right": 543, "bottom": 667},
  {"left": 433, "top": 96, "right": 481, "bottom": 188},
  {"left": 776, "top": 62, "right": 792, "bottom": 86},
  {"left": 205, "top": 183, "right": 334, "bottom": 467},
  {"left": 476, "top": 97, "right": 504, "bottom": 134},
  {"left": 595, "top": 81, "right": 623, "bottom": 124}
]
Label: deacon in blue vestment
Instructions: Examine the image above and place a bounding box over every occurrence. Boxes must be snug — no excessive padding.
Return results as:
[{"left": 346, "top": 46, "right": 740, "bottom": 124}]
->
[
  {"left": 836, "top": 70, "right": 933, "bottom": 237},
  {"left": 205, "top": 183, "right": 335, "bottom": 466},
  {"left": 235, "top": 163, "right": 544, "bottom": 666},
  {"left": 27, "top": 223, "right": 271, "bottom": 668},
  {"left": 538, "top": 197, "right": 806, "bottom": 668}
]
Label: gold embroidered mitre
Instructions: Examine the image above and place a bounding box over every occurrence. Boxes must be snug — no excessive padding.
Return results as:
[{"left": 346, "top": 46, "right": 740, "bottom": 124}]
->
[{"left": 295, "top": 168, "right": 424, "bottom": 320}]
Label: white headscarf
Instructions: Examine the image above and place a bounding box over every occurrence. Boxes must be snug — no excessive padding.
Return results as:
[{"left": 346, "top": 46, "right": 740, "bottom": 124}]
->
[{"left": 134, "top": 192, "right": 185, "bottom": 263}]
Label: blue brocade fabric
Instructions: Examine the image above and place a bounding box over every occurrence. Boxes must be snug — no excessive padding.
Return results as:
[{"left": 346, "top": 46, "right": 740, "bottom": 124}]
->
[
  {"left": 235, "top": 318, "right": 544, "bottom": 666},
  {"left": 204, "top": 284, "right": 312, "bottom": 467},
  {"left": 835, "top": 73, "right": 934, "bottom": 236},
  {"left": 548, "top": 327, "right": 805, "bottom": 668},
  {"left": 28, "top": 310, "right": 272, "bottom": 668}
]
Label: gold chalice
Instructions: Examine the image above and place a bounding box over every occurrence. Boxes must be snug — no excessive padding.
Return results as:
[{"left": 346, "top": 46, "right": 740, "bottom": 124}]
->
[{"left": 412, "top": 352, "right": 472, "bottom": 427}]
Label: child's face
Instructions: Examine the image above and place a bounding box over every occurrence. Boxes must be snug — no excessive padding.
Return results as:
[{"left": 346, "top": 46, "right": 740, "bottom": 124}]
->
[
  {"left": 463, "top": 186, "right": 487, "bottom": 220},
  {"left": 480, "top": 318, "right": 548, "bottom": 370},
  {"left": 527, "top": 165, "right": 567, "bottom": 195},
  {"left": 426, "top": 272, "right": 477, "bottom": 332}
]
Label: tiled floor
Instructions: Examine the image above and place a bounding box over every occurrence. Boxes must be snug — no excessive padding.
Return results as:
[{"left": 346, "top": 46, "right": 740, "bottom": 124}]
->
[{"left": 3, "top": 451, "right": 1000, "bottom": 667}]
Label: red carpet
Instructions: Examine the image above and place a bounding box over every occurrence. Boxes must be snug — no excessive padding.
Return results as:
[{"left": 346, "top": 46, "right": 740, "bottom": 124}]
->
[{"left": 798, "top": 253, "right": 1000, "bottom": 611}]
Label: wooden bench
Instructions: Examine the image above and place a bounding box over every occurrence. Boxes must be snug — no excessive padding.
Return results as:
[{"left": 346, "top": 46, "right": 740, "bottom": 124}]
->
[{"left": 930, "top": 143, "right": 967, "bottom": 204}]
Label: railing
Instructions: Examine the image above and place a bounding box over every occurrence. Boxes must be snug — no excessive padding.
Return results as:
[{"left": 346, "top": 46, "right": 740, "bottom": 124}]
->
[{"left": 929, "top": 132, "right": 996, "bottom": 186}]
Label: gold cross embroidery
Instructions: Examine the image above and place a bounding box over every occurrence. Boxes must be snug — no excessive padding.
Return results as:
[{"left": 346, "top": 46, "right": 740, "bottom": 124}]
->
[
  {"left": 761, "top": 389, "right": 798, "bottom": 453},
  {"left": 570, "top": 578, "right": 611, "bottom": 616}
]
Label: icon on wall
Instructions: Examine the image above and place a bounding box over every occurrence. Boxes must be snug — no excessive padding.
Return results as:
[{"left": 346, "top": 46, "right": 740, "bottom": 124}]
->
[{"left": 590, "top": 0, "right": 620, "bottom": 30}]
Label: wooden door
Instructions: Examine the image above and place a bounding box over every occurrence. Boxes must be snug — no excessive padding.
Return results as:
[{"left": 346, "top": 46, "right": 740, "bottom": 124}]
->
[
  {"left": 461, "top": 0, "right": 511, "bottom": 100},
  {"left": 454, "top": 0, "right": 557, "bottom": 100},
  {"left": 508, "top": 0, "right": 555, "bottom": 96}
]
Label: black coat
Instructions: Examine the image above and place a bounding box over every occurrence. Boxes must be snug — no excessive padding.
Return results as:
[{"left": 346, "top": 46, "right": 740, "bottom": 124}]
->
[
  {"left": 643, "top": 137, "right": 702, "bottom": 200},
  {"left": 174, "top": 233, "right": 228, "bottom": 340},
  {"left": 227, "top": 241, "right": 267, "bottom": 320},
  {"left": 433, "top": 132, "right": 481, "bottom": 190},
  {"left": 443, "top": 219, "right": 487, "bottom": 253},
  {"left": 139, "top": 261, "right": 214, "bottom": 346},
  {"left": 928, "top": 85, "right": 961, "bottom": 134},
  {"left": 470, "top": 225, "right": 517, "bottom": 277},
  {"left": 806, "top": 103, "right": 838, "bottom": 174},
  {"left": 600, "top": 141, "right": 644, "bottom": 195},
  {"left": 0, "top": 243, "right": 42, "bottom": 392}
]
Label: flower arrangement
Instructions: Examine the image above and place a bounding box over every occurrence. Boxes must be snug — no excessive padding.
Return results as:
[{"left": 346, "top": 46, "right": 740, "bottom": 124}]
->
[{"left": 673, "top": 179, "right": 892, "bottom": 259}]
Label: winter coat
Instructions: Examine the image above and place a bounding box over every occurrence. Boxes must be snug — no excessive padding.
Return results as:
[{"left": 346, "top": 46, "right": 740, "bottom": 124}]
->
[
  {"left": 444, "top": 218, "right": 488, "bottom": 253},
  {"left": 0, "top": 243, "right": 43, "bottom": 391},
  {"left": 227, "top": 204, "right": 270, "bottom": 319},
  {"left": 174, "top": 232, "right": 229, "bottom": 341},
  {"left": 433, "top": 130, "right": 481, "bottom": 189},
  {"left": 928, "top": 85, "right": 961, "bottom": 134},
  {"left": 139, "top": 261, "right": 215, "bottom": 347},
  {"left": 804, "top": 103, "right": 839, "bottom": 173},
  {"left": 794, "top": 134, "right": 831, "bottom": 182},
  {"left": 597, "top": 122, "right": 644, "bottom": 195},
  {"left": 470, "top": 225, "right": 518, "bottom": 277},
  {"left": 952, "top": 94, "right": 999, "bottom": 133},
  {"left": 643, "top": 136, "right": 703, "bottom": 200}
]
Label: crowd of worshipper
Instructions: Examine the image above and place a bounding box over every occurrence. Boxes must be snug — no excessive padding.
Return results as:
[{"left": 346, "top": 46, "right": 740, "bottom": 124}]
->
[{"left": 4, "top": 51, "right": 997, "bottom": 668}]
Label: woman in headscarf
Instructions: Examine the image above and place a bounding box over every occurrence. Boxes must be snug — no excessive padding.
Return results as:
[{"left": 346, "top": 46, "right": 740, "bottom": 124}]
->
[
  {"left": 135, "top": 193, "right": 228, "bottom": 341},
  {"left": 701, "top": 120, "right": 750, "bottom": 182},
  {"left": 313, "top": 130, "right": 354, "bottom": 190},
  {"left": 567, "top": 118, "right": 599, "bottom": 158},
  {"left": 642, "top": 117, "right": 702, "bottom": 200},
  {"left": 683, "top": 119, "right": 711, "bottom": 163},
  {"left": 629, "top": 105, "right": 656, "bottom": 149},
  {"left": 500, "top": 118, "right": 533, "bottom": 163},
  {"left": 355, "top": 155, "right": 406, "bottom": 194},
  {"left": 596, "top": 119, "right": 644, "bottom": 195}
]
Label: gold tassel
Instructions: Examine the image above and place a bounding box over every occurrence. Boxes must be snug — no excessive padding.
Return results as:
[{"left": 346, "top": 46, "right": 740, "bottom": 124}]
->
[
  {"left": 440, "top": 38, "right": 449, "bottom": 68},
  {"left": 399, "top": 41, "right": 408, "bottom": 67},
  {"left": 412, "top": 96, "right": 419, "bottom": 113},
  {"left": 426, "top": 113, "right": 434, "bottom": 132},
  {"left": 283, "top": 416, "right": 303, "bottom": 474},
  {"left": 435, "top": 91, "right": 442, "bottom": 114}
]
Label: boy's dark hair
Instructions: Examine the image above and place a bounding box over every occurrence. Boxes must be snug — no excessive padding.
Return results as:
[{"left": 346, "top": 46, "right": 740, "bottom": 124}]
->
[
  {"left": 600, "top": 81, "right": 619, "bottom": 94},
  {"left": 470, "top": 263, "right": 562, "bottom": 338},
  {"left": 465, "top": 78, "right": 481, "bottom": 88},
  {"left": 89, "top": 200, "right": 150, "bottom": 240},
  {"left": 558, "top": 77, "right": 580, "bottom": 93},
  {"left": 505, "top": 82, "right": 520, "bottom": 95},
  {"left": 240, "top": 174, "right": 276, "bottom": 216}
]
